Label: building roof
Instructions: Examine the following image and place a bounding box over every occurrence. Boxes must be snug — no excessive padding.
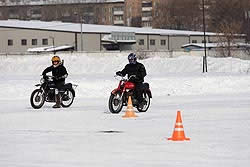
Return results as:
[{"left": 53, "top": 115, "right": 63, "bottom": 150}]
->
[
  {"left": 27, "top": 45, "right": 74, "bottom": 53},
  {"left": 182, "top": 43, "right": 250, "bottom": 50},
  {"left": 182, "top": 43, "right": 219, "bottom": 48},
  {"left": 0, "top": 20, "right": 216, "bottom": 36}
]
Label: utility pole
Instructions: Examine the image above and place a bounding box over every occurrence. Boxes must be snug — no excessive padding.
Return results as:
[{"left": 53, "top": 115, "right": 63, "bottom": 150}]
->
[
  {"left": 202, "top": 0, "right": 208, "bottom": 72},
  {"left": 80, "top": 15, "right": 83, "bottom": 51},
  {"left": 246, "top": 10, "right": 250, "bottom": 42},
  {"left": 74, "top": 11, "right": 84, "bottom": 52},
  {"left": 49, "top": 36, "right": 55, "bottom": 54}
]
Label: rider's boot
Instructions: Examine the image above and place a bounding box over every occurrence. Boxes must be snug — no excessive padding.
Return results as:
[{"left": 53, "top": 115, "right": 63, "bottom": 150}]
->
[{"left": 53, "top": 94, "right": 61, "bottom": 108}]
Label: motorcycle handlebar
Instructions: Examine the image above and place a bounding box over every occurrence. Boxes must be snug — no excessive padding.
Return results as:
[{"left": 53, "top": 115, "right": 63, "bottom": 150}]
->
[
  {"left": 114, "top": 74, "right": 136, "bottom": 81},
  {"left": 40, "top": 75, "right": 54, "bottom": 81},
  {"left": 41, "top": 75, "right": 54, "bottom": 78}
]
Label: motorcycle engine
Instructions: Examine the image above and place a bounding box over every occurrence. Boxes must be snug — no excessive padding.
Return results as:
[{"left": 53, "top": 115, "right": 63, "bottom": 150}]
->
[
  {"left": 132, "top": 98, "right": 138, "bottom": 105},
  {"left": 47, "top": 89, "right": 55, "bottom": 101}
]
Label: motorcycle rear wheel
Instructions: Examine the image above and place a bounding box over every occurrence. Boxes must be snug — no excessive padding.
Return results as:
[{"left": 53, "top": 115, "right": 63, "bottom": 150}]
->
[
  {"left": 30, "top": 89, "right": 45, "bottom": 109},
  {"left": 61, "top": 89, "right": 74, "bottom": 108},
  {"left": 109, "top": 93, "right": 123, "bottom": 114},
  {"left": 137, "top": 92, "right": 151, "bottom": 112}
]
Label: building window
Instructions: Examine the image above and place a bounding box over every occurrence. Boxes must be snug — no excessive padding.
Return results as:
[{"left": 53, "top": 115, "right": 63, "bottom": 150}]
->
[
  {"left": 143, "top": 22, "right": 152, "bottom": 27},
  {"left": 114, "top": 15, "right": 123, "bottom": 21},
  {"left": 192, "top": 40, "right": 197, "bottom": 43},
  {"left": 142, "top": 11, "right": 152, "bottom": 17},
  {"left": 30, "top": 7, "right": 42, "bottom": 19},
  {"left": 142, "top": 2, "right": 152, "bottom": 7},
  {"left": 42, "top": 38, "right": 48, "bottom": 45},
  {"left": 32, "top": 39, "right": 37, "bottom": 45},
  {"left": 21, "top": 39, "right": 27, "bottom": 46},
  {"left": 161, "top": 40, "right": 166, "bottom": 46},
  {"left": 9, "top": 9, "right": 19, "bottom": 19},
  {"left": 139, "top": 39, "right": 144, "bottom": 45},
  {"left": 113, "top": 6, "right": 123, "bottom": 12},
  {"left": 8, "top": 39, "right": 13, "bottom": 46},
  {"left": 150, "top": 39, "right": 155, "bottom": 45}
]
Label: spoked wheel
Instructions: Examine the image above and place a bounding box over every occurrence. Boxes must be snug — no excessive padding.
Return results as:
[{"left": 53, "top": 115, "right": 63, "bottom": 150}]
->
[
  {"left": 61, "top": 89, "right": 74, "bottom": 108},
  {"left": 108, "top": 92, "right": 123, "bottom": 114},
  {"left": 137, "top": 92, "right": 151, "bottom": 112},
  {"left": 30, "top": 89, "right": 45, "bottom": 109}
]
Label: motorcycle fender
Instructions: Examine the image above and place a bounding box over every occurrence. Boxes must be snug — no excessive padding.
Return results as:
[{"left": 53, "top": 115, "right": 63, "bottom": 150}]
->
[
  {"left": 70, "top": 88, "right": 76, "bottom": 97},
  {"left": 146, "top": 89, "right": 152, "bottom": 98},
  {"left": 111, "top": 88, "right": 119, "bottom": 95}
]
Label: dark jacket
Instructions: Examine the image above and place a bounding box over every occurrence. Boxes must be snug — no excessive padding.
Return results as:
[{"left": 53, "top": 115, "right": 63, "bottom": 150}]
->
[
  {"left": 120, "top": 62, "right": 147, "bottom": 83},
  {"left": 42, "top": 64, "right": 68, "bottom": 83}
]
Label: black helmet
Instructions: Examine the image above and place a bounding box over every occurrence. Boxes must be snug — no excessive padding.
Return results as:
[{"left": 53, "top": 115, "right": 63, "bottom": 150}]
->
[{"left": 128, "top": 53, "right": 137, "bottom": 64}]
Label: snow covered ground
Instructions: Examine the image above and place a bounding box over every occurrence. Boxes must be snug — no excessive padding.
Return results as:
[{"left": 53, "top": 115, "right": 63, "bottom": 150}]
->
[{"left": 0, "top": 53, "right": 250, "bottom": 167}]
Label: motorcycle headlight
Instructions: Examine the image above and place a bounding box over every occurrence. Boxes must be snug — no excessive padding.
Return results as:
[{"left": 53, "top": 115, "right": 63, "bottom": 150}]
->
[{"left": 40, "top": 78, "right": 45, "bottom": 84}]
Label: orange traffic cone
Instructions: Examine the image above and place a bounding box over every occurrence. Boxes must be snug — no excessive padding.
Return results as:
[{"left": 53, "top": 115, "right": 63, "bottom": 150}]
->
[
  {"left": 168, "top": 111, "right": 190, "bottom": 141},
  {"left": 122, "top": 96, "right": 137, "bottom": 118}
]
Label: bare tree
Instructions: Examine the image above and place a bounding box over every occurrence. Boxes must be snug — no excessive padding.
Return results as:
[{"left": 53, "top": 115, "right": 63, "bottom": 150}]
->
[
  {"left": 153, "top": 0, "right": 171, "bottom": 29},
  {"left": 208, "top": 0, "right": 245, "bottom": 57},
  {"left": 216, "top": 22, "right": 242, "bottom": 57},
  {"left": 241, "top": 0, "right": 250, "bottom": 42},
  {"left": 153, "top": 0, "right": 202, "bottom": 31}
]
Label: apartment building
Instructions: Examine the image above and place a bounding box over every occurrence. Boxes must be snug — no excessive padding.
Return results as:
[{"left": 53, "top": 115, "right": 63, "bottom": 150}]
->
[
  {"left": 0, "top": 0, "right": 218, "bottom": 30},
  {"left": 125, "top": 0, "right": 154, "bottom": 28},
  {"left": 0, "top": 0, "right": 156, "bottom": 28},
  {"left": 0, "top": 0, "right": 126, "bottom": 26}
]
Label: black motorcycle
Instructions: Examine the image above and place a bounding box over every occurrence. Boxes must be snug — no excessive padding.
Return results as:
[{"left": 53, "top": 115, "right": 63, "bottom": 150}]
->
[{"left": 30, "top": 75, "right": 77, "bottom": 109}]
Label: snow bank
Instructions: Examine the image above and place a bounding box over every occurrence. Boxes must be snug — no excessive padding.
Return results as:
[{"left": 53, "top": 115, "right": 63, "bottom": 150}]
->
[
  {"left": 1, "top": 52, "right": 250, "bottom": 75},
  {"left": 1, "top": 53, "right": 250, "bottom": 100}
]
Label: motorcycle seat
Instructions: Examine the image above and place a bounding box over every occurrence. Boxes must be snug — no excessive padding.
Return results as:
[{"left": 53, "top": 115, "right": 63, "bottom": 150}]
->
[
  {"left": 48, "top": 82, "right": 56, "bottom": 88},
  {"left": 62, "top": 83, "right": 72, "bottom": 90}
]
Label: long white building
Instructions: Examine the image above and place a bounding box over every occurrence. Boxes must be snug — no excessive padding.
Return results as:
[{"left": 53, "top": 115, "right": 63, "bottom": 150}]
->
[{"left": 0, "top": 20, "right": 246, "bottom": 54}]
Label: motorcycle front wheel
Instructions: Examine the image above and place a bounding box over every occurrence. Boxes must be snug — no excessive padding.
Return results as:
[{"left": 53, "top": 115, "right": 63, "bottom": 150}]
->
[
  {"left": 61, "top": 89, "right": 74, "bottom": 108},
  {"left": 30, "top": 89, "right": 45, "bottom": 109},
  {"left": 108, "top": 92, "right": 123, "bottom": 114}
]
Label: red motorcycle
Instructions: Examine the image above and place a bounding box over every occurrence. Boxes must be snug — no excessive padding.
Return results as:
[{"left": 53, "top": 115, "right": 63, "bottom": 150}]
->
[{"left": 108, "top": 75, "right": 152, "bottom": 113}]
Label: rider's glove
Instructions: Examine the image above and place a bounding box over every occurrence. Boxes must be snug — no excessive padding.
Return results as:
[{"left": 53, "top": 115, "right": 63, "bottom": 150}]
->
[
  {"left": 54, "top": 74, "right": 68, "bottom": 81},
  {"left": 62, "top": 74, "right": 68, "bottom": 79},
  {"left": 116, "top": 71, "right": 123, "bottom": 76}
]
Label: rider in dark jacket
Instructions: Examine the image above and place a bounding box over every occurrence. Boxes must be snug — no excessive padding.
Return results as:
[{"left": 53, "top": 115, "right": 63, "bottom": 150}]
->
[
  {"left": 116, "top": 53, "right": 147, "bottom": 107},
  {"left": 42, "top": 56, "right": 68, "bottom": 108}
]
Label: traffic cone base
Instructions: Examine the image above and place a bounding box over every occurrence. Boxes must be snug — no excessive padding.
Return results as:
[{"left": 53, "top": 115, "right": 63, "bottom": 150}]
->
[
  {"left": 122, "top": 110, "right": 137, "bottom": 118},
  {"left": 122, "top": 96, "right": 137, "bottom": 118},
  {"left": 168, "top": 111, "right": 190, "bottom": 141}
]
